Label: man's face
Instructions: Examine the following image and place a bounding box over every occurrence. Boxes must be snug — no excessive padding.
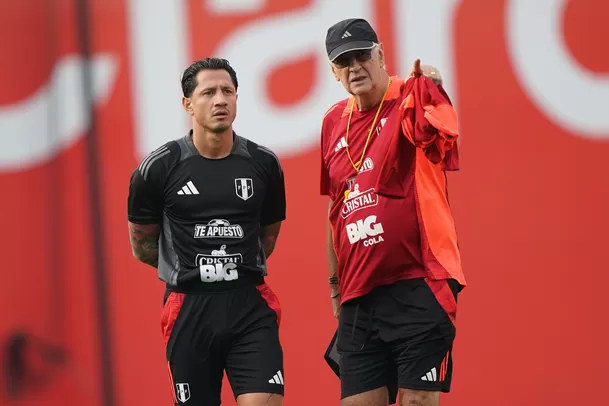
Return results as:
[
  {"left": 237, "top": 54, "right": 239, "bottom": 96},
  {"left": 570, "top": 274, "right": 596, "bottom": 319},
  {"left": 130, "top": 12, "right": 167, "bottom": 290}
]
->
[
  {"left": 331, "top": 46, "right": 386, "bottom": 96},
  {"left": 183, "top": 69, "right": 237, "bottom": 133}
]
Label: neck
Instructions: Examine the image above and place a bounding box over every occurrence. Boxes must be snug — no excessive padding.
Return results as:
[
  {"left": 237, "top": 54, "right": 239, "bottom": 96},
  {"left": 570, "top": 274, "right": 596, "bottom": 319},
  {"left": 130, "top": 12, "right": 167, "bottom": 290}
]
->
[
  {"left": 192, "top": 125, "right": 234, "bottom": 159},
  {"left": 354, "top": 72, "right": 390, "bottom": 112}
]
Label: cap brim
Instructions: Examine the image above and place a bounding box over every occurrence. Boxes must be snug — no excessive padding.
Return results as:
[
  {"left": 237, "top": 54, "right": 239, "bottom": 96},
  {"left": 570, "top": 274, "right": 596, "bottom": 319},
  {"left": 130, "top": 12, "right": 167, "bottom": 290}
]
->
[{"left": 328, "top": 41, "right": 375, "bottom": 62}]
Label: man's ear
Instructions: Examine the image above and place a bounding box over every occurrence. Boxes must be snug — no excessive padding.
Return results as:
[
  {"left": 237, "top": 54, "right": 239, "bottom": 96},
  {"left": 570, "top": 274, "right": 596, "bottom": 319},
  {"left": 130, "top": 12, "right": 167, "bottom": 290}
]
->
[
  {"left": 330, "top": 62, "right": 340, "bottom": 81},
  {"left": 377, "top": 43, "right": 386, "bottom": 70},
  {"left": 182, "top": 96, "right": 193, "bottom": 115}
]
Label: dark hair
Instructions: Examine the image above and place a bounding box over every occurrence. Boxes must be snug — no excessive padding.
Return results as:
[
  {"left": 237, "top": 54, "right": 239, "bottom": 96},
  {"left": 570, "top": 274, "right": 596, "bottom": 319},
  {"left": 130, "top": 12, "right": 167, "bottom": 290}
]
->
[{"left": 181, "top": 58, "right": 239, "bottom": 97}]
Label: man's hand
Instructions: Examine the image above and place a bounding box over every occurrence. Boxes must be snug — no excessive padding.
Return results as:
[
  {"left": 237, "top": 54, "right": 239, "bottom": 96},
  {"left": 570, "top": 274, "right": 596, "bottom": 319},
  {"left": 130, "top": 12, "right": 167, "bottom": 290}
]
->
[
  {"left": 330, "top": 286, "right": 340, "bottom": 319},
  {"left": 327, "top": 199, "right": 341, "bottom": 318},
  {"left": 332, "top": 294, "right": 340, "bottom": 319},
  {"left": 409, "top": 58, "right": 443, "bottom": 86}
]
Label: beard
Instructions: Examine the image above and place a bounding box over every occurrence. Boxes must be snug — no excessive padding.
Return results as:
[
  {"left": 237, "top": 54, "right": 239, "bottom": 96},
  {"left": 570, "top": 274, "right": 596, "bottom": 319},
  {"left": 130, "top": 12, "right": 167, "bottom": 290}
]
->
[
  {"left": 209, "top": 122, "right": 230, "bottom": 134},
  {"left": 196, "top": 116, "right": 231, "bottom": 134}
]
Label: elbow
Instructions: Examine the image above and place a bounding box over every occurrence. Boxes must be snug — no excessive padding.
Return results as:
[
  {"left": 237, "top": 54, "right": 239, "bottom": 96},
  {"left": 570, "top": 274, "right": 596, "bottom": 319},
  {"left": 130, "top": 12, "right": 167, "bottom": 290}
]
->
[
  {"left": 262, "top": 241, "right": 275, "bottom": 259},
  {"left": 132, "top": 249, "right": 143, "bottom": 262},
  {"left": 131, "top": 247, "right": 146, "bottom": 262}
]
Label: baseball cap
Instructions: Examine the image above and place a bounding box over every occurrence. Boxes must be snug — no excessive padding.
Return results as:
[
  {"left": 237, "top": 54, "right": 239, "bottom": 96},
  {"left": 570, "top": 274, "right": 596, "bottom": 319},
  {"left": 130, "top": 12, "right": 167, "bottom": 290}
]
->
[{"left": 325, "top": 18, "right": 379, "bottom": 62}]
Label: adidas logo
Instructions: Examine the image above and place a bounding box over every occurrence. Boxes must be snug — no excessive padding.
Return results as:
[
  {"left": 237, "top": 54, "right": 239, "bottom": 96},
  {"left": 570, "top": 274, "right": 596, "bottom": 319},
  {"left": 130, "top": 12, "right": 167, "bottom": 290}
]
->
[
  {"left": 341, "top": 30, "right": 352, "bottom": 39},
  {"left": 375, "top": 117, "right": 388, "bottom": 136},
  {"left": 334, "top": 136, "right": 347, "bottom": 152},
  {"left": 421, "top": 352, "right": 450, "bottom": 382},
  {"left": 177, "top": 181, "right": 199, "bottom": 195},
  {"left": 268, "top": 370, "right": 284, "bottom": 385},
  {"left": 421, "top": 367, "right": 438, "bottom": 382}
]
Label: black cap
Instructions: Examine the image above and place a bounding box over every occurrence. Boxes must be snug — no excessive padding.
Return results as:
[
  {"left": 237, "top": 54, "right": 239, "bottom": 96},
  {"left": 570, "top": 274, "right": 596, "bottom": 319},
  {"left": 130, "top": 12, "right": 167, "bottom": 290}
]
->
[{"left": 325, "top": 18, "right": 379, "bottom": 62}]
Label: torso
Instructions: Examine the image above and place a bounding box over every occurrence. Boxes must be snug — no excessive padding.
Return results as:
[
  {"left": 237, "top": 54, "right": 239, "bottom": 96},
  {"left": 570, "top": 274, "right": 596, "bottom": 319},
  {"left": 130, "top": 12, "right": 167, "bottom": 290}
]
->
[
  {"left": 321, "top": 78, "right": 427, "bottom": 303},
  {"left": 157, "top": 134, "right": 280, "bottom": 291}
]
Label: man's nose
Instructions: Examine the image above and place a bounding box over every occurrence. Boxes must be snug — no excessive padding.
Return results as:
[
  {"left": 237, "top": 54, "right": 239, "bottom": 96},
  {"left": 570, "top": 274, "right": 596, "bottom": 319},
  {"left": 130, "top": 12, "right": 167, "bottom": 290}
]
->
[
  {"left": 213, "top": 94, "right": 228, "bottom": 106},
  {"left": 349, "top": 60, "right": 363, "bottom": 71},
  {"left": 345, "top": 56, "right": 363, "bottom": 69}
]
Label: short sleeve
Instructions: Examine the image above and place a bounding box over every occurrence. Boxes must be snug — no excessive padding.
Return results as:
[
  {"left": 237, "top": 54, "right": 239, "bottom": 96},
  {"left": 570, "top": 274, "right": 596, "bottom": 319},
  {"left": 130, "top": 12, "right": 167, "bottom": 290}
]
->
[
  {"left": 320, "top": 132, "right": 331, "bottom": 197},
  {"left": 320, "top": 111, "right": 335, "bottom": 198},
  {"left": 127, "top": 164, "right": 164, "bottom": 225},
  {"left": 260, "top": 152, "right": 287, "bottom": 227}
]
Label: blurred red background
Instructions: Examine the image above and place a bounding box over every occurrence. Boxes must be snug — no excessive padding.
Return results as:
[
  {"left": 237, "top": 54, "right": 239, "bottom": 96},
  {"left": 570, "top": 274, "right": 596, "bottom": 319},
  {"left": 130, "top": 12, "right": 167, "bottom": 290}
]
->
[{"left": 1, "top": 0, "right": 608, "bottom": 405}]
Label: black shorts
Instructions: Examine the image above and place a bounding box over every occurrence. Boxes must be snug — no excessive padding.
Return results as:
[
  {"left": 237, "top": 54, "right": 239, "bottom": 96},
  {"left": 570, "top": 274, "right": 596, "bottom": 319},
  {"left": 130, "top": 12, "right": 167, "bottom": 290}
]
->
[
  {"left": 161, "top": 278, "right": 283, "bottom": 405},
  {"left": 337, "top": 277, "right": 461, "bottom": 400}
]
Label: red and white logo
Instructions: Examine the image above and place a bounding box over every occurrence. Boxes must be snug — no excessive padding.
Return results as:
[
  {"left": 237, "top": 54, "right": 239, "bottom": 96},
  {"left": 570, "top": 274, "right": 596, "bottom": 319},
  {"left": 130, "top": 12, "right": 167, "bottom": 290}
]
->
[{"left": 341, "top": 184, "right": 378, "bottom": 219}]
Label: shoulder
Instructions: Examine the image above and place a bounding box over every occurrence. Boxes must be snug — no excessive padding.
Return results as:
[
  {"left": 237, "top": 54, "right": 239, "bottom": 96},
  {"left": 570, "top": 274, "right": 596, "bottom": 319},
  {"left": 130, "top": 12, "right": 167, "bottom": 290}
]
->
[
  {"left": 320, "top": 98, "right": 349, "bottom": 155},
  {"left": 238, "top": 135, "right": 283, "bottom": 175},
  {"left": 321, "top": 98, "right": 349, "bottom": 141},
  {"left": 134, "top": 139, "right": 182, "bottom": 182},
  {"left": 322, "top": 98, "right": 349, "bottom": 128}
]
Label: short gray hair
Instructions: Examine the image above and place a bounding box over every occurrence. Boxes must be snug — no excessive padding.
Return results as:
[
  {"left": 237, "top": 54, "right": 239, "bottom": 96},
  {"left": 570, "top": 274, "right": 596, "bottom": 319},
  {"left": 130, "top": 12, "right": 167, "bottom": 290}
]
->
[{"left": 371, "top": 43, "right": 385, "bottom": 70}]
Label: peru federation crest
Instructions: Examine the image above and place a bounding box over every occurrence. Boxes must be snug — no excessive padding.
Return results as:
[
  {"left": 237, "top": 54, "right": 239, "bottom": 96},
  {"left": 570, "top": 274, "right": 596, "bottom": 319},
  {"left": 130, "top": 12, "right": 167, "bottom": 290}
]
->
[
  {"left": 176, "top": 383, "right": 190, "bottom": 403},
  {"left": 235, "top": 178, "right": 254, "bottom": 201}
]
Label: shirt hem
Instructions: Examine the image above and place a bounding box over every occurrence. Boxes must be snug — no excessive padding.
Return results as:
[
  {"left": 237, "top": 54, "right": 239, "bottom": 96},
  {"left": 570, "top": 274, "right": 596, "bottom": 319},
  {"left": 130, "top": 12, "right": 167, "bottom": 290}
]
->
[
  {"left": 339, "top": 270, "right": 429, "bottom": 304},
  {"left": 127, "top": 215, "right": 161, "bottom": 224}
]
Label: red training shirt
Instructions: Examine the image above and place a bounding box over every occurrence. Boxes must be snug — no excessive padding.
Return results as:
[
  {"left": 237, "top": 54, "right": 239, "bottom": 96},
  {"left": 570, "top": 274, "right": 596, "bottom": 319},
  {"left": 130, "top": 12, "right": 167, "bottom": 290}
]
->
[{"left": 320, "top": 76, "right": 466, "bottom": 304}]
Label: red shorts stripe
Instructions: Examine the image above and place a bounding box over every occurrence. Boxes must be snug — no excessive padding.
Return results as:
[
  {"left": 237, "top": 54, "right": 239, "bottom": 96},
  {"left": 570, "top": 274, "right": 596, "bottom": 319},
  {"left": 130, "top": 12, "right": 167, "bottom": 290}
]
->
[
  {"left": 425, "top": 278, "right": 457, "bottom": 325},
  {"left": 161, "top": 292, "right": 185, "bottom": 346},
  {"left": 160, "top": 292, "right": 185, "bottom": 404},
  {"left": 166, "top": 361, "right": 177, "bottom": 404},
  {"left": 440, "top": 351, "right": 450, "bottom": 381},
  {"left": 256, "top": 283, "right": 282, "bottom": 327}
]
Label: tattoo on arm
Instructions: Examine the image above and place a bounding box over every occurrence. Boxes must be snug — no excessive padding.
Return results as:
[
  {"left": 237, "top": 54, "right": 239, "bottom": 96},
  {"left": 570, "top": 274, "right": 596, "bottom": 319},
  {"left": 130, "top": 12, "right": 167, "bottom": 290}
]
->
[
  {"left": 260, "top": 222, "right": 282, "bottom": 258},
  {"left": 128, "top": 221, "right": 161, "bottom": 268}
]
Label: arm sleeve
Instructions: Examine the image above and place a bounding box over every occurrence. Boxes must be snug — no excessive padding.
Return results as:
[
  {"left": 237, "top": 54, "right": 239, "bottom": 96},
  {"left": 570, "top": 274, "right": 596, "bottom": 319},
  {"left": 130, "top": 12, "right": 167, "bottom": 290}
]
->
[
  {"left": 260, "top": 154, "right": 287, "bottom": 227},
  {"left": 127, "top": 165, "right": 164, "bottom": 225},
  {"left": 399, "top": 78, "right": 459, "bottom": 167},
  {"left": 320, "top": 142, "right": 331, "bottom": 197}
]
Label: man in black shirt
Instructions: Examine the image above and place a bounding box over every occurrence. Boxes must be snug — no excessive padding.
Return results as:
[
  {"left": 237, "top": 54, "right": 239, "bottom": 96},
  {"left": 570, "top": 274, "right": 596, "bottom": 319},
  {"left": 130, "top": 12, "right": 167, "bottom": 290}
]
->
[{"left": 127, "top": 58, "right": 286, "bottom": 406}]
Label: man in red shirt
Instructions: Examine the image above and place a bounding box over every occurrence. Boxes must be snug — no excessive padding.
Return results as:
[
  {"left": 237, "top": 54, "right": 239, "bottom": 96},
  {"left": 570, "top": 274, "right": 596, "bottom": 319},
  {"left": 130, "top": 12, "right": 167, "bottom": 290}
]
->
[{"left": 320, "top": 18, "right": 466, "bottom": 406}]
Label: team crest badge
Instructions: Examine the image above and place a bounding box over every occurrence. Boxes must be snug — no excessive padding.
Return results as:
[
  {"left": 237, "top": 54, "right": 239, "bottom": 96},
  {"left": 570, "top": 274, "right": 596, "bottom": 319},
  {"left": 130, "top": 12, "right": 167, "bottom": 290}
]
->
[
  {"left": 235, "top": 178, "right": 254, "bottom": 201},
  {"left": 176, "top": 383, "right": 190, "bottom": 403}
]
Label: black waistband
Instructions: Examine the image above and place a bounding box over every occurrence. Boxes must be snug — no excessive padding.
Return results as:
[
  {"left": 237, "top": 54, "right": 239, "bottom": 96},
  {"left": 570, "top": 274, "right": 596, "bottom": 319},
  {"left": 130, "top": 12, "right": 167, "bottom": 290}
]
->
[{"left": 166, "top": 272, "right": 265, "bottom": 294}]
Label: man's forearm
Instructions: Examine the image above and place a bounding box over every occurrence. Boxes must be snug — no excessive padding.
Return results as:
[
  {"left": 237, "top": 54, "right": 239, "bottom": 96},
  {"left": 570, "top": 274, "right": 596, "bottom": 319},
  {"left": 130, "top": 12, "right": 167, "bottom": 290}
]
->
[
  {"left": 327, "top": 200, "right": 340, "bottom": 297},
  {"left": 128, "top": 222, "right": 160, "bottom": 268},
  {"left": 260, "top": 221, "right": 282, "bottom": 258}
]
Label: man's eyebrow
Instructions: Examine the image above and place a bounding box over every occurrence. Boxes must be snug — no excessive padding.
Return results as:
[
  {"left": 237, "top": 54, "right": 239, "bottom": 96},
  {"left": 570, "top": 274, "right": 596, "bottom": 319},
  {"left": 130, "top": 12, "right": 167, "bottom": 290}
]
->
[{"left": 200, "top": 84, "right": 234, "bottom": 92}]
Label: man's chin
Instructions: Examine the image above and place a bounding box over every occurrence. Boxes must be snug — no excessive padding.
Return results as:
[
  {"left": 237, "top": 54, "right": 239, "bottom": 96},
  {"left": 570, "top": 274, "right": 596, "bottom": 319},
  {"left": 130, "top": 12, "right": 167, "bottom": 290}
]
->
[
  {"left": 210, "top": 123, "right": 231, "bottom": 134},
  {"left": 349, "top": 82, "right": 373, "bottom": 95}
]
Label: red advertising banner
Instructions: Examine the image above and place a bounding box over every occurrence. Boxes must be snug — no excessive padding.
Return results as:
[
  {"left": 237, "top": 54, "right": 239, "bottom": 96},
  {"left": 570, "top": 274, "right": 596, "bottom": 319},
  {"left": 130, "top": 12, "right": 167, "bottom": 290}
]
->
[{"left": 1, "top": 0, "right": 607, "bottom": 405}]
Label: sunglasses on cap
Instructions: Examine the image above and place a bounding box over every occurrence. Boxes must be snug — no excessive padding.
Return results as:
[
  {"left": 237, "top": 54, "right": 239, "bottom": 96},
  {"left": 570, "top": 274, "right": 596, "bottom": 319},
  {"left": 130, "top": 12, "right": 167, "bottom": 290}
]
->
[{"left": 332, "top": 49, "right": 373, "bottom": 68}]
